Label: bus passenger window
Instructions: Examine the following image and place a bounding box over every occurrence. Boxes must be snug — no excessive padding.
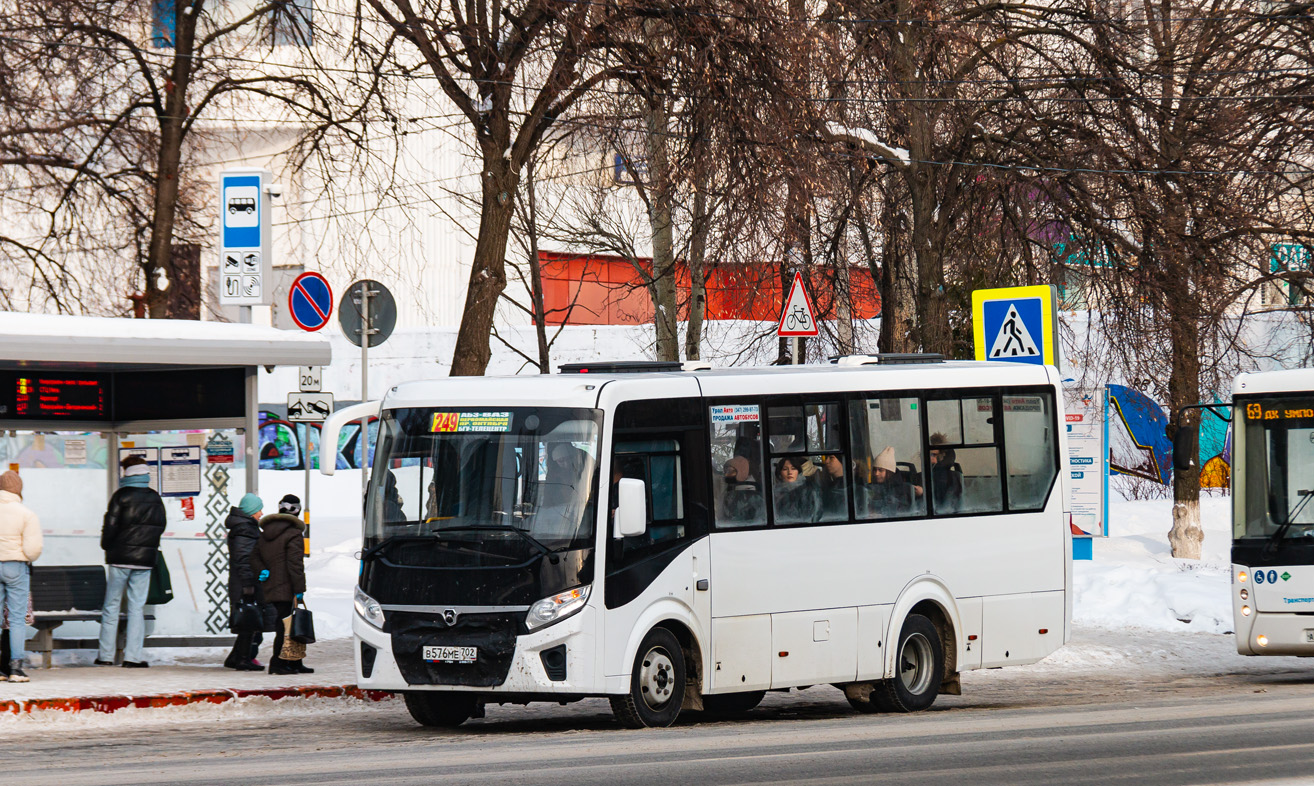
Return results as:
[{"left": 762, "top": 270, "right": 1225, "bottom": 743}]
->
[
  {"left": 848, "top": 396, "right": 925, "bottom": 520},
  {"left": 1002, "top": 392, "right": 1057, "bottom": 510},
  {"left": 710, "top": 404, "right": 766, "bottom": 528},
  {"left": 928, "top": 397, "right": 1002, "bottom": 515},
  {"left": 765, "top": 402, "right": 844, "bottom": 525}
]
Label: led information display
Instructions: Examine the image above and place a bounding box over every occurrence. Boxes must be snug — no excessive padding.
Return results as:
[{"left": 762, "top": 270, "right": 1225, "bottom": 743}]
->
[{"left": 13, "top": 374, "right": 107, "bottom": 418}]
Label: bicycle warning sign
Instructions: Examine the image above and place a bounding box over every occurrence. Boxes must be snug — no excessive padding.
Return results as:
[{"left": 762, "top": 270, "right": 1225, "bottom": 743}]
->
[{"left": 778, "top": 272, "right": 820, "bottom": 337}]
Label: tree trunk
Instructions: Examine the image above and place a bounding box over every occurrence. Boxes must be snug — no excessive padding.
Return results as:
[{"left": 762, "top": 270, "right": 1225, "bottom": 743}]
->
[
  {"left": 524, "top": 159, "right": 550, "bottom": 373},
  {"left": 872, "top": 189, "right": 915, "bottom": 354},
  {"left": 450, "top": 154, "right": 516, "bottom": 376},
  {"left": 685, "top": 175, "right": 709, "bottom": 361},
  {"left": 644, "top": 97, "right": 679, "bottom": 362},
  {"left": 1166, "top": 238, "right": 1203, "bottom": 560},
  {"left": 143, "top": 0, "right": 201, "bottom": 318}
]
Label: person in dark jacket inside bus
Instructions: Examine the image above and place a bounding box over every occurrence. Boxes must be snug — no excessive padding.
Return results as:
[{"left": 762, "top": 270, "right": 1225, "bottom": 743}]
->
[
  {"left": 929, "top": 433, "right": 964, "bottom": 514},
  {"left": 224, "top": 493, "right": 267, "bottom": 671},
  {"left": 252, "top": 495, "right": 312, "bottom": 675},
  {"left": 96, "top": 455, "right": 166, "bottom": 668}
]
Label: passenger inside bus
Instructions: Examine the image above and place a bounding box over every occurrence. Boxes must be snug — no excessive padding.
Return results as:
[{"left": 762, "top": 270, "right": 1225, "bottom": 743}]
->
[
  {"left": 929, "top": 432, "right": 964, "bottom": 514},
  {"left": 720, "top": 456, "right": 765, "bottom": 525},
  {"left": 773, "top": 456, "right": 821, "bottom": 524},
  {"left": 857, "top": 446, "right": 912, "bottom": 518},
  {"left": 819, "top": 454, "right": 848, "bottom": 520}
]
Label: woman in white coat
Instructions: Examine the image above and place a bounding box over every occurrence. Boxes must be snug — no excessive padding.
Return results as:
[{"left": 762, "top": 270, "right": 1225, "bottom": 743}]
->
[{"left": 0, "top": 470, "right": 41, "bottom": 683}]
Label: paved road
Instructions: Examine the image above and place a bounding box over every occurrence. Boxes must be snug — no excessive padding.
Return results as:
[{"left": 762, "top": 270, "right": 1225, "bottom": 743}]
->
[{"left": 10, "top": 654, "right": 1314, "bottom": 786}]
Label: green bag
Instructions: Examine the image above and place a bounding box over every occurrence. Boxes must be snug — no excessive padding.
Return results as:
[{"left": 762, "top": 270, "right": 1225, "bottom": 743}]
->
[{"left": 147, "top": 551, "right": 174, "bottom": 605}]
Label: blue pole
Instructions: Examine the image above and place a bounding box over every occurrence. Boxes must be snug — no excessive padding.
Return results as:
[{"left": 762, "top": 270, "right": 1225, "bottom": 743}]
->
[{"left": 1102, "top": 385, "right": 1110, "bottom": 537}]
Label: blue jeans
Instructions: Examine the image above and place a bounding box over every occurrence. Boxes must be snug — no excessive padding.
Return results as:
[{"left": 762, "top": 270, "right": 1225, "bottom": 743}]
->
[
  {"left": 0, "top": 561, "right": 29, "bottom": 661},
  {"left": 98, "top": 567, "right": 151, "bottom": 663}
]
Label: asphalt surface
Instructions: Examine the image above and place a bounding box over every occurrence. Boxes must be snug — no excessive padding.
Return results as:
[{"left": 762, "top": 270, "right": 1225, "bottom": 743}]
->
[{"left": 8, "top": 648, "right": 1314, "bottom": 786}]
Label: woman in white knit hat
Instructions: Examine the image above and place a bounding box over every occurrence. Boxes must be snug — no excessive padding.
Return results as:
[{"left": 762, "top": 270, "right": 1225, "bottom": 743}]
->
[
  {"left": 860, "top": 446, "right": 912, "bottom": 519},
  {"left": 0, "top": 470, "right": 41, "bottom": 682}
]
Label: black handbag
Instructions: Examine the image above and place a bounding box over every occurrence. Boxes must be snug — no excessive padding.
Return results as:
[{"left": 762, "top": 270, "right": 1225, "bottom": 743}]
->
[
  {"left": 231, "top": 597, "right": 265, "bottom": 633},
  {"left": 290, "top": 599, "right": 316, "bottom": 644},
  {"left": 146, "top": 551, "right": 174, "bottom": 605}
]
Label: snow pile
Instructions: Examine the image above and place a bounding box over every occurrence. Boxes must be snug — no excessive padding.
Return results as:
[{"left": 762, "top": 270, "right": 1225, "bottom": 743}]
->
[{"left": 1074, "top": 496, "right": 1234, "bottom": 634}]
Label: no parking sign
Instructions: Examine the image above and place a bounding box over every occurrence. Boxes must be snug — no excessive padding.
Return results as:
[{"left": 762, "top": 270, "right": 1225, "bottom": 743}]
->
[{"left": 289, "top": 272, "right": 334, "bottom": 332}]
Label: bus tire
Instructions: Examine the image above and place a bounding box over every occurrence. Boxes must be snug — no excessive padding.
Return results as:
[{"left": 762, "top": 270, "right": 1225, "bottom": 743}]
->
[
  {"left": 403, "top": 691, "right": 476, "bottom": 728},
  {"left": 610, "top": 627, "right": 686, "bottom": 728},
  {"left": 702, "top": 690, "right": 765, "bottom": 717},
  {"left": 872, "top": 614, "right": 943, "bottom": 713}
]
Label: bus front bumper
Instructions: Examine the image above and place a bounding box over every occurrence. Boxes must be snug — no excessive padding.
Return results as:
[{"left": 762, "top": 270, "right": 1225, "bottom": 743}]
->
[
  {"left": 1238, "top": 612, "right": 1314, "bottom": 656},
  {"left": 352, "top": 607, "right": 601, "bottom": 694}
]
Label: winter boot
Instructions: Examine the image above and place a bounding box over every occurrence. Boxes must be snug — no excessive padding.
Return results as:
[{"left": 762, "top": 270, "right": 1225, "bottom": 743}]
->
[
  {"left": 292, "top": 661, "right": 315, "bottom": 674},
  {"left": 8, "top": 660, "right": 29, "bottom": 683}
]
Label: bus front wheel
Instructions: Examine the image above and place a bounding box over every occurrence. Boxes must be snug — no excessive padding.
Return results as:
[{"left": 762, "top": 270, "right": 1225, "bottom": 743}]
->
[
  {"left": 871, "top": 613, "right": 944, "bottom": 713},
  {"left": 610, "top": 627, "right": 686, "bottom": 728},
  {"left": 403, "top": 691, "right": 476, "bottom": 728}
]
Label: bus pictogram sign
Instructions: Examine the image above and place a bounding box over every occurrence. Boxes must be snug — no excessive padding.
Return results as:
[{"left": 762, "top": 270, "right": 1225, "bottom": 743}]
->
[{"left": 289, "top": 272, "right": 334, "bottom": 332}]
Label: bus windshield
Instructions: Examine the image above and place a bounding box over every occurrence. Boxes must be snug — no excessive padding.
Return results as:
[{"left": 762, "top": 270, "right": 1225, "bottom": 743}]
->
[
  {"left": 1236, "top": 397, "right": 1314, "bottom": 542},
  {"left": 366, "top": 406, "right": 602, "bottom": 553}
]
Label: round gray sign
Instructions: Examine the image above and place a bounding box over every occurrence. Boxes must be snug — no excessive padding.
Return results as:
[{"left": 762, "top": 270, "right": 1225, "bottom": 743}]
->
[{"left": 338, "top": 279, "right": 396, "bottom": 348}]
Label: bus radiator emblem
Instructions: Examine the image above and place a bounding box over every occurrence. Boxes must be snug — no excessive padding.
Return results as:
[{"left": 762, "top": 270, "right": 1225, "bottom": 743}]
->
[{"left": 443, "top": 609, "right": 459, "bottom": 626}]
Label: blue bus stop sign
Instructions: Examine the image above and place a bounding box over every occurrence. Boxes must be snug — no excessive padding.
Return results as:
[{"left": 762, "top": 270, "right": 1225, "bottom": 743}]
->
[{"left": 288, "top": 272, "right": 334, "bottom": 332}]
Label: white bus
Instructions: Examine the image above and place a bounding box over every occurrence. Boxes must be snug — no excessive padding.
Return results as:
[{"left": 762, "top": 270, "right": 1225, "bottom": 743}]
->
[
  {"left": 1220, "top": 369, "right": 1314, "bottom": 655},
  {"left": 322, "top": 357, "right": 1072, "bottom": 728}
]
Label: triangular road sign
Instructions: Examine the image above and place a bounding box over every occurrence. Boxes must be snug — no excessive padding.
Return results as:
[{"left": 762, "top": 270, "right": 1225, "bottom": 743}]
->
[
  {"left": 988, "top": 303, "right": 1040, "bottom": 359},
  {"left": 778, "top": 273, "right": 820, "bottom": 337}
]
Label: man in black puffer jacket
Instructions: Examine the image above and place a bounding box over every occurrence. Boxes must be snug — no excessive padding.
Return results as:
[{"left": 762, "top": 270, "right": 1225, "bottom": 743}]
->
[{"left": 96, "top": 455, "right": 166, "bottom": 668}]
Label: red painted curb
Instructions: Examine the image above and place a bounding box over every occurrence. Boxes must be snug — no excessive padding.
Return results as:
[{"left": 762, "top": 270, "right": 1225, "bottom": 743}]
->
[{"left": 1, "top": 685, "right": 393, "bottom": 716}]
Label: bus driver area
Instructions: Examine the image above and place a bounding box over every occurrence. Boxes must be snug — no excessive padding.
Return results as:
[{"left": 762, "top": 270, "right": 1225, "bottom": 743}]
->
[{"left": 327, "top": 357, "right": 1071, "bottom": 729}]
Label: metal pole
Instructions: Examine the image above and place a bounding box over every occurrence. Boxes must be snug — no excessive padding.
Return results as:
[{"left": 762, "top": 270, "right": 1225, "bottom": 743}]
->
[
  {"left": 792, "top": 336, "right": 800, "bottom": 365},
  {"left": 245, "top": 366, "right": 259, "bottom": 496},
  {"left": 303, "top": 426, "right": 311, "bottom": 555},
  {"left": 360, "top": 281, "right": 371, "bottom": 497}
]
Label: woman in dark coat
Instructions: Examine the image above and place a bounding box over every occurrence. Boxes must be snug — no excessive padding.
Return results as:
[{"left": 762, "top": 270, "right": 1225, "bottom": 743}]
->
[
  {"left": 224, "top": 493, "right": 267, "bottom": 671},
  {"left": 251, "top": 494, "right": 312, "bottom": 675},
  {"left": 772, "top": 456, "right": 821, "bottom": 524}
]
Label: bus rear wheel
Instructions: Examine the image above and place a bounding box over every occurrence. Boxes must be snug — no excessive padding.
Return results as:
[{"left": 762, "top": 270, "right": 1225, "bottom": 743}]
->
[
  {"left": 403, "top": 691, "right": 477, "bottom": 728},
  {"left": 610, "top": 627, "right": 686, "bottom": 728},
  {"left": 871, "top": 614, "right": 944, "bottom": 713}
]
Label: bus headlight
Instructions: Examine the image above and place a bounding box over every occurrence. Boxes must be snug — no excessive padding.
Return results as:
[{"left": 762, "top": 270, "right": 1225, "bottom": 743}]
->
[
  {"left": 1240, "top": 589, "right": 1249, "bottom": 600},
  {"left": 1241, "top": 605, "right": 1252, "bottom": 617},
  {"left": 1257, "top": 634, "right": 1269, "bottom": 647},
  {"left": 354, "top": 586, "right": 385, "bottom": 629},
  {"left": 526, "top": 585, "right": 591, "bottom": 631},
  {"left": 1238, "top": 571, "right": 1248, "bottom": 583}
]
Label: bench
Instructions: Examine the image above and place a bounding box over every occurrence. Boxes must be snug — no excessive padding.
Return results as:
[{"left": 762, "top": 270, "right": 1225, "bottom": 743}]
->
[{"left": 26, "top": 565, "right": 157, "bottom": 669}]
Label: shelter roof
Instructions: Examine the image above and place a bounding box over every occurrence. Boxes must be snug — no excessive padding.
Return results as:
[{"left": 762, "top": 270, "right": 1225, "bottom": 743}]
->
[{"left": 0, "top": 312, "right": 330, "bottom": 370}]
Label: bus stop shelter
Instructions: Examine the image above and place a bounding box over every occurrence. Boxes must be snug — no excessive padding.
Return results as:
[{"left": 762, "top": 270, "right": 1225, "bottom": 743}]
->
[{"left": 0, "top": 312, "right": 330, "bottom": 646}]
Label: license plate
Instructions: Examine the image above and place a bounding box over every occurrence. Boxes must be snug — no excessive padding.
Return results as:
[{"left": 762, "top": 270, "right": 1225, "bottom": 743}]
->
[
  {"left": 423, "top": 645, "right": 478, "bottom": 663},
  {"left": 1305, "top": 630, "right": 1314, "bottom": 644}
]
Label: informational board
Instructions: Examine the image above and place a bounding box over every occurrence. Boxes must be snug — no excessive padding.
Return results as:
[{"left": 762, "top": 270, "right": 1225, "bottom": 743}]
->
[
  {"left": 218, "top": 167, "right": 273, "bottom": 306},
  {"left": 972, "top": 284, "right": 1060, "bottom": 369},
  {"left": 1065, "top": 389, "right": 1107, "bottom": 536},
  {"left": 118, "top": 447, "right": 160, "bottom": 491},
  {"left": 205, "top": 433, "right": 235, "bottom": 464},
  {"left": 777, "top": 273, "right": 820, "bottom": 337},
  {"left": 63, "top": 439, "right": 87, "bottom": 465},
  {"left": 159, "top": 446, "right": 202, "bottom": 498},
  {"left": 299, "top": 365, "right": 322, "bottom": 393}
]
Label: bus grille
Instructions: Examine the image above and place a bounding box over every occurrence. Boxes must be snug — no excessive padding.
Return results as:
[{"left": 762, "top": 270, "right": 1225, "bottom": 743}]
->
[{"left": 388, "top": 611, "right": 519, "bottom": 687}]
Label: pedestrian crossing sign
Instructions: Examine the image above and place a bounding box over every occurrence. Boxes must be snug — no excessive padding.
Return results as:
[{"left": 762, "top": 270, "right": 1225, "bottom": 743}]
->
[{"left": 972, "top": 285, "right": 1059, "bottom": 369}]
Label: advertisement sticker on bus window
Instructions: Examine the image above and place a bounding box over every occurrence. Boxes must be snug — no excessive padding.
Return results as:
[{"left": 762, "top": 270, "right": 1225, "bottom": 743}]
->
[
  {"left": 1003, "top": 396, "right": 1043, "bottom": 413},
  {"left": 710, "top": 404, "right": 760, "bottom": 424}
]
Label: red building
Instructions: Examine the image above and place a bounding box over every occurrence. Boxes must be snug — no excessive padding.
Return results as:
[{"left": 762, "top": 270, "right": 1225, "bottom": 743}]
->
[{"left": 537, "top": 251, "right": 881, "bottom": 326}]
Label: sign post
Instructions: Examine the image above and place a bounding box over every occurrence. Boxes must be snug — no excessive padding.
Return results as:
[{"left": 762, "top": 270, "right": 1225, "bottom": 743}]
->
[
  {"left": 217, "top": 168, "right": 274, "bottom": 320},
  {"left": 971, "top": 284, "right": 1060, "bottom": 369},
  {"left": 340, "top": 280, "right": 396, "bottom": 494},
  {"left": 777, "top": 272, "right": 820, "bottom": 365}
]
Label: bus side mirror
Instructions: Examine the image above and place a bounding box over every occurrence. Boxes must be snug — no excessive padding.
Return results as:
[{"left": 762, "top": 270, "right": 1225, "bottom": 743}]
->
[
  {"left": 614, "top": 478, "right": 647, "bottom": 539},
  {"left": 1171, "top": 422, "right": 1199, "bottom": 472}
]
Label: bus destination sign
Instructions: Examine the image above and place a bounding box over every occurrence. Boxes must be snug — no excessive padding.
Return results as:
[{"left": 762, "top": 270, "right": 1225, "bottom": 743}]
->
[{"left": 14, "top": 374, "right": 107, "bottom": 418}]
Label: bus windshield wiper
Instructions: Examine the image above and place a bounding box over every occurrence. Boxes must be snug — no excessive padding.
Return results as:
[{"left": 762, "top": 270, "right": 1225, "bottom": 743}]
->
[
  {"left": 430, "top": 525, "right": 554, "bottom": 557},
  {"left": 1265, "top": 489, "right": 1314, "bottom": 556}
]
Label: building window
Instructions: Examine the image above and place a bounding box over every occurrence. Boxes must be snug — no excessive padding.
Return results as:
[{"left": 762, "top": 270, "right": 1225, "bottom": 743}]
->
[{"left": 270, "top": 0, "right": 313, "bottom": 46}]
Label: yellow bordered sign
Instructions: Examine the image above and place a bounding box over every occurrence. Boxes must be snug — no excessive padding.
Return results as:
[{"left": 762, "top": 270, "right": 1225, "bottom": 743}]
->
[{"left": 971, "top": 284, "right": 1059, "bottom": 368}]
